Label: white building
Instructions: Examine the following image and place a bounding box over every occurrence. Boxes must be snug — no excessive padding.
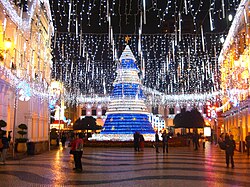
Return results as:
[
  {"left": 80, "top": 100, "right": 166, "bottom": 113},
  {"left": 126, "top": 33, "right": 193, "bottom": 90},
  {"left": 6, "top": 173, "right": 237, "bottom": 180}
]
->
[{"left": 0, "top": 1, "right": 53, "bottom": 155}]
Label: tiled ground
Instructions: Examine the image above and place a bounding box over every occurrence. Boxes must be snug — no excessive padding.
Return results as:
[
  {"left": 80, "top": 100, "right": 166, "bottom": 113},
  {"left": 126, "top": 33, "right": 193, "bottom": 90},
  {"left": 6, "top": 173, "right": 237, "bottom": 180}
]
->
[{"left": 0, "top": 142, "right": 249, "bottom": 187}]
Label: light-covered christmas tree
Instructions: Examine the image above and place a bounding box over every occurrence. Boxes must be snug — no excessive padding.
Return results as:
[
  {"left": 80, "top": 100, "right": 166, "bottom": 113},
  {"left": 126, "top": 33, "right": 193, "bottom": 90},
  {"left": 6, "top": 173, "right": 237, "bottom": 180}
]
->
[{"left": 99, "top": 45, "right": 155, "bottom": 141}]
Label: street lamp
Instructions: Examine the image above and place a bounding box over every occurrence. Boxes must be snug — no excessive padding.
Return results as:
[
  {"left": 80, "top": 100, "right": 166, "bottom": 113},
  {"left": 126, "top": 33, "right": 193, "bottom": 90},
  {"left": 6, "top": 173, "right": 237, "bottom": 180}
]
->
[
  {"left": 0, "top": 38, "right": 12, "bottom": 61},
  {"left": 12, "top": 89, "right": 18, "bottom": 159},
  {"left": 228, "top": 14, "right": 233, "bottom": 22},
  {"left": 4, "top": 38, "right": 12, "bottom": 49},
  {"left": 12, "top": 83, "right": 31, "bottom": 159},
  {"left": 214, "top": 118, "right": 218, "bottom": 145}
]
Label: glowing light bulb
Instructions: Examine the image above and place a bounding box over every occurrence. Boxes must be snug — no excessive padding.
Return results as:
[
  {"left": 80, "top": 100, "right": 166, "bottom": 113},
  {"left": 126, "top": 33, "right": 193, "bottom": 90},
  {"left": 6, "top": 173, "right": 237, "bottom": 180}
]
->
[
  {"left": 228, "top": 14, "right": 233, "bottom": 21},
  {"left": 4, "top": 38, "right": 12, "bottom": 50},
  {"left": 220, "top": 36, "right": 225, "bottom": 44}
]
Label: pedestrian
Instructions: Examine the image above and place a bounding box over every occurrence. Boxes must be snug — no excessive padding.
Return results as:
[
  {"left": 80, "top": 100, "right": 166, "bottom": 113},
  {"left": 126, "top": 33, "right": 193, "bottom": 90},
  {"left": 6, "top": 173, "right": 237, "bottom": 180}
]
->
[
  {"left": 74, "top": 133, "right": 84, "bottom": 172},
  {"left": 193, "top": 131, "right": 199, "bottom": 150},
  {"left": 133, "top": 131, "right": 140, "bottom": 152},
  {"left": 187, "top": 133, "right": 191, "bottom": 146},
  {"left": 202, "top": 135, "right": 206, "bottom": 149},
  {"left": 245, "top": 132, "right": 250, "bottom": 156},
  {"left": 225, "top": 134, "right": 235, "bottom": 168},
  {"left": 162, "top": 130, "right": 169, "bottom": 153},
  {"left": 139, "top": 134, "right": 145, "bottom": 151},
  {"left": 155, "top": 131, "right": 160, "bottom": 153},
  {"left": 0, "top": 131, "right": 11, "bottom": 164},
  {"left": 69, "top": 134, "right": 77, "bottom": 169},
  {"left": 61, "top": 132, "right": 67, "bottom": 147}
]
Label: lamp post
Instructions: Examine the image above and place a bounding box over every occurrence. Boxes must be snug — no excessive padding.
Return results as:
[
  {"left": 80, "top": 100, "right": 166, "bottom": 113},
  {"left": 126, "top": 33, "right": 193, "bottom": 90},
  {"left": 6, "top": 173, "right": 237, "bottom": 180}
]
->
[
  {"left": 214, "top": 118, "right": 218, "bottom": 145},
  {"left": 12, "top": 83, "right": 31, "bottom": 158},
  {"left": 12, "top": 88, "right": 18, "bottom": 159},
  {"left": 58, "top": 106, "right": 61, "bottom": 144},
  {"left": 238, "top": 102, "right": 244, "bottom": 153}
]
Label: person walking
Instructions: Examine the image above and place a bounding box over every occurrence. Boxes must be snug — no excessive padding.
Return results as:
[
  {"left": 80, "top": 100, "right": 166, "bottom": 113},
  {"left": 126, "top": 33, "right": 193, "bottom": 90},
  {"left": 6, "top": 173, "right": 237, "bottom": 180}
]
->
[
  {"left": 245, "top": 132, "right": 250, "bottom": 156},
  {"left": 0, "top": 131, "right": 11, "bottom": 164},
  {"left": 202, "top": 135, "right": 206, "bottom": 149},
  {"left": 162, "top": 130, "right": 169, "bottom": 153},
  {"left": 139, "top": 134, "right": 145, "bottom": 151},
  {"left": 193, "top": 131, "right": 199, "bottom": 150},
  {"left": 69, "top": 134, "right": 77, "bottom": 170},
  {"left": 61, "top": 132, "right": 67, "bottom": 147},
  {"left": 133, "top": 131, "right": 140, "bottom": 152},
  {"left": 225, "top": 134, "right": 235, "bottom": 168},
  {"left": 155, "top": 131, "right": 160, "bottom": 153}
]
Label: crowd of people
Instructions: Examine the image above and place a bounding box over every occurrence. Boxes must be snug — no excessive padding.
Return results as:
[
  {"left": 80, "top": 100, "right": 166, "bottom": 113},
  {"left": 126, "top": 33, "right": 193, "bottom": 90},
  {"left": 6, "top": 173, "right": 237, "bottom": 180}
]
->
[
  {"left": 45, "top": 129, "right": 250, "bottom": 173},
  {"left": 133, "top": 129, "right": 250, "bottom": 169},
  {"left": 134, "top": 130, "right": 172, "bottom": 153},
  {"left": 1, "top": 128, "right": 250, "bottom": 172},
  {"left": 155, "top": 130, "right": 205, "bottom": 153}
]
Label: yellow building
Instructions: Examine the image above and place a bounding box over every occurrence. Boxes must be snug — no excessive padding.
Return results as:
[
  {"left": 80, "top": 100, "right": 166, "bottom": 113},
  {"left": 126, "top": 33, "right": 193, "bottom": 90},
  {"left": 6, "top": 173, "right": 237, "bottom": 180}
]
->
[
  {"left": 218, "top": 0, "right": 250, "bottom": 151},
  {"left": 0, "top": 1, "right": 53, "bottom": 154}
]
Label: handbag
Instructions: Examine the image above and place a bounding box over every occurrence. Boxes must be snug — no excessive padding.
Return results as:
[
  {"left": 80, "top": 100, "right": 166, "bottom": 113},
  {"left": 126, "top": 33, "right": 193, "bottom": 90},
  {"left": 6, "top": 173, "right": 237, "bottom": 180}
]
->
[
  {"left": 76, "top": 143, "right": 83, "bottom": 151},
  {"left": 218, "top": 141, "right": 226, "bottom": 150}
]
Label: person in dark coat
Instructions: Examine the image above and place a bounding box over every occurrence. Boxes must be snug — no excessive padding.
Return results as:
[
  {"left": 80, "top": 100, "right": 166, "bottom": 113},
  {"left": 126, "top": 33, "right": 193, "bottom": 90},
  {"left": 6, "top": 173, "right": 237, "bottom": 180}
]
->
[
  {"left": 161, "top": 130, "right": 169, "bottom": 153},
  {"left": 139, "top": 134, "right": 145, "bottom": 151},
  {"left": 193, "top": 131, "right": 199, "bottom": 150},
  {"left": 245, "top": 132, "right": 250, "bottom": 156},
  {"left": 155, "top": 131, "right": 160, "bottom": 153},
  {"left": 225, "top": 134, "right": 235, "bottom": 168},
  {"left": 61, "top": 133, "right": 67, "bottom": 147},
  {"left": 133, "top": 132, "right": 140, "bottom": 152}
]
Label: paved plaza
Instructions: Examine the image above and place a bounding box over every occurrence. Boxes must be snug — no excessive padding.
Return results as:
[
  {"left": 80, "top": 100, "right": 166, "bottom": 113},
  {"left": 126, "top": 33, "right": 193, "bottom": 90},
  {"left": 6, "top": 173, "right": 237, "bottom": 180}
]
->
[{"left": 0, "top": 143, "right": 249, "bottom": 187}]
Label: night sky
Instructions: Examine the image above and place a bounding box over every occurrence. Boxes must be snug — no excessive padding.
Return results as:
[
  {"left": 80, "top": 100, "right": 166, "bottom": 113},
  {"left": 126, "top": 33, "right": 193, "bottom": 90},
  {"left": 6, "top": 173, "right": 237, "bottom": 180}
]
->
[
  {"left": 50, "top": 0, "right": 238, "bottom": 34},
  {"left": 48, "top": 0, "right": 241, "bottom": 98}
]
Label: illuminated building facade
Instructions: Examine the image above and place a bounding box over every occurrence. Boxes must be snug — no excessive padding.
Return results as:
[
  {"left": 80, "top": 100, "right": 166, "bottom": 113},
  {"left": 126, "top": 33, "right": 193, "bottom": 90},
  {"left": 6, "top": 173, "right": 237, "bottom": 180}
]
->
[
  {"left": 218, "top": 0, "right": 250, "bottom": 150},
  {"left": 0, "top": 1, "right": 53, "bottom": 154}
]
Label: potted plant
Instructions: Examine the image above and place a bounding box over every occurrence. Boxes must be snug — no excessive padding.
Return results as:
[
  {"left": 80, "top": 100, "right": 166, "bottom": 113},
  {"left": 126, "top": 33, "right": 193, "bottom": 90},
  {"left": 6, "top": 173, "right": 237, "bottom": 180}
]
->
[
  {"left": 0, "top": 120, "right": 7, "bottom": 131},
  {"left": 16, "top": 123, "right": 28, "bottom": 153}
]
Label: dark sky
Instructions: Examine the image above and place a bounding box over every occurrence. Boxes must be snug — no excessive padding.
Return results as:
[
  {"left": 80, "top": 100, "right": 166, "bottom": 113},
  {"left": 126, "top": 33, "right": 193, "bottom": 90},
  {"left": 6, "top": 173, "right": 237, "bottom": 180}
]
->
[
  {"left": 48, "top": 0, "right": 241, "bottom": 96},
  {"left": 50, "top": 0, "right": 239, "bottom": 35}
]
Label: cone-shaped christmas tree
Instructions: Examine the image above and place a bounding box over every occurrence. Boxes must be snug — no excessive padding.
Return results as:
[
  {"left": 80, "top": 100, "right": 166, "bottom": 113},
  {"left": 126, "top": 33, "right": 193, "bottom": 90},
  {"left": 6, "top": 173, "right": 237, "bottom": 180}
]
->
[{"left": 99, "top": 45, "right": 155, "bottom": 141}]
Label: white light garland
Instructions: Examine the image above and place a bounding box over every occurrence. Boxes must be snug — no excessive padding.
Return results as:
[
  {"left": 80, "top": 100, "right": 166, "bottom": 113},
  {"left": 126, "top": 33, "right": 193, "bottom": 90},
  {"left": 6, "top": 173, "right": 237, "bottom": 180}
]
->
[
  {"left": 0, "top": 65, "right": 49, "bottom": 100},
  {"left": 75, "top": 87, "right": 220, "bottom": 107}
]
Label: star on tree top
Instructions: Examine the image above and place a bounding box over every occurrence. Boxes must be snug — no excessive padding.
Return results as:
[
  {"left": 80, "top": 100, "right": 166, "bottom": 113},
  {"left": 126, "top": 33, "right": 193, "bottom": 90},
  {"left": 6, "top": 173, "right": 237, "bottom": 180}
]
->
[{"left": 125, "top": 35, "right": 131, "bottom": 44}]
